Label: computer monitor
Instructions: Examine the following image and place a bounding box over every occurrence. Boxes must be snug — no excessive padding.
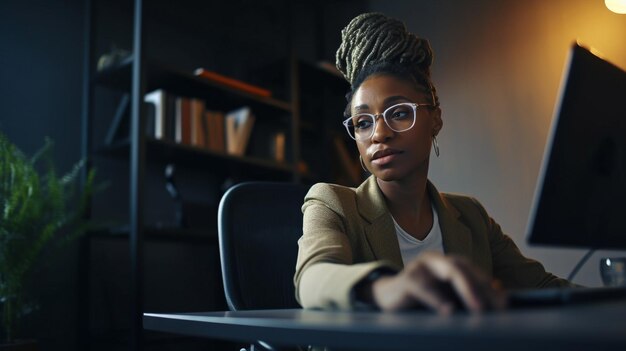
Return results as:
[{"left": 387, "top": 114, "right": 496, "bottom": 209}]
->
[{"left": 526, "top": 42, "right": 626, "bottom": 249}]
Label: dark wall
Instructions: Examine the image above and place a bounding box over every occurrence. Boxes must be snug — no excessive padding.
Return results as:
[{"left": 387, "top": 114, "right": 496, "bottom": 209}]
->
[
  {"left": 0, "top": 0, "right": 84, "bottom": 170},
  {"left": 0, "top": 0, "right": 85, "bottom": 350},
  {"left": 1, "top": 1, "right": 367, "bottom": 351}
]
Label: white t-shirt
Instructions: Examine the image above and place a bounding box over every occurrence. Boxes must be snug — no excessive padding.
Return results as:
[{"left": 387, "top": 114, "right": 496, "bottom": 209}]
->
[{"left": 393, "top": 206, "right": 444, "bottom": 265}]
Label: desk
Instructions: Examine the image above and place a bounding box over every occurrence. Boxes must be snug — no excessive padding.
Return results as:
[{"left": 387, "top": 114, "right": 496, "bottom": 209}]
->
[{"left": 144, "top": 301, "right": 626, "bottom": 350}]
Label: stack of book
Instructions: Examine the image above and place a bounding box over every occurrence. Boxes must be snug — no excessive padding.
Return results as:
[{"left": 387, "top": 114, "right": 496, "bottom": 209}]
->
[
  {"left": 104, "top": 69, "right": 282, "bottom": 161},
  {"left": 143, "top": 89, "right": 256, "bottom": 156}
]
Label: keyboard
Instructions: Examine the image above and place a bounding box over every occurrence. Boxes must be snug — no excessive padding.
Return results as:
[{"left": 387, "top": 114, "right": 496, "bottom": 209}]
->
[{"left": 507, "top": 286, "right": 626, "bottom": 308}]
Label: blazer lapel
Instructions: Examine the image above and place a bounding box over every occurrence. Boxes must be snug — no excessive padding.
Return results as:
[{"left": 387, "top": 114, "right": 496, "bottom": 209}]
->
[
  {"left": 353, "top": 177, "right": 473, "bottom": 268},
  {"left": 356, "top": 176, "right": 404, "bottom": 269},
  {"left": 427, "top": 181, "right": 473, "bottom": 258}
]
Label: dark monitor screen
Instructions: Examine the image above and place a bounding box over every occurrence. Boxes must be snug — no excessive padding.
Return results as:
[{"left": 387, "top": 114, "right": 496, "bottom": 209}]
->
[{"left": 526, "top": 43, "right": 626, "bottom": 249}]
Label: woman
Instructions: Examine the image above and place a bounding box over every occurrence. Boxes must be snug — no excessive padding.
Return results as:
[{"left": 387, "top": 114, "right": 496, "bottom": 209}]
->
[{"left": 294, "top": 12, "right": 571, "bottom": 314}]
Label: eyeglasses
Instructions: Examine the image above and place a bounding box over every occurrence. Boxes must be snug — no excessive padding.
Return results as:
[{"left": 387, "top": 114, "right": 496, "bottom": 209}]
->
[{"left": 342, "top": 102, "right": 434, "bottom": 141}]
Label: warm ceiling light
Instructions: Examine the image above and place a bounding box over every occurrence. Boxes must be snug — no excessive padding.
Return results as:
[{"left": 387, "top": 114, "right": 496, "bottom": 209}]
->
[{"left": 606, "top": 0, "right": 626, "bottom": 14}]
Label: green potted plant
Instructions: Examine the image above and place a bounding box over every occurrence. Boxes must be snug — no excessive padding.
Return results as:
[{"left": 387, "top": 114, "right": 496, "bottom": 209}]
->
[{"left": 0, "top": 132, "right": 96, "bottom": 348}]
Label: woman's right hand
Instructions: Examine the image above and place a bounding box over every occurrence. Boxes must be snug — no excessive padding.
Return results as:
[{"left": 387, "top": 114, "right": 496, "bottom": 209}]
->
[{"left": 369, "top": 252, "right": 507, "bottom": 314}]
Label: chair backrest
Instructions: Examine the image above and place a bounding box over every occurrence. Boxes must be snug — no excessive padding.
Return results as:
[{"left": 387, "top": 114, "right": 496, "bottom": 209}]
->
[{"left": 218, "top": 181, "right": 310, "bottom": 311}]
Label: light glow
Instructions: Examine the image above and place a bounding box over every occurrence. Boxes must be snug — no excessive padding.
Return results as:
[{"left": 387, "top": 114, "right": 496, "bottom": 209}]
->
[{"left": 606, "top": 0, "right": 626, "bottom": 14}]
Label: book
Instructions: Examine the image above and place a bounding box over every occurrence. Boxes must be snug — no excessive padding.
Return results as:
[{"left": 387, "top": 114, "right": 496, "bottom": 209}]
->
[
  {"left": 205, "top": 110, "right": 226, "bottom": 153},
  {"left": 194, "top": 68, "right": 272, "bottom": 97},
  {"left": 175, "top": 97, "right": 192, "bottom": 145},
  {"left": 144, "top": 90, "right": 167, "bottom": 139},
  {"left": 225, "top": 112, "right": 237, "bottom": 154},
  {"left": 201, "top": 110, "right": 212, "bottom": 151},
  {"left": 272, "top": 132, "right": 286, "bottom": 163},
  {"left": 225, "top": 107, "right": 255, "bottom": 156},
  {"left": 236, "top": 113, "right": 255, "bottom": 156},
  {"left": 190, "top": 99, "right": 206, "bottom": 147}
]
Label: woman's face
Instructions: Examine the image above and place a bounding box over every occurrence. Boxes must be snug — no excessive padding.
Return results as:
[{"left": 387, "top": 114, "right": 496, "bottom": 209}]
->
[{"left": 350, "top": 74, "right": 442, "bottom": 182}]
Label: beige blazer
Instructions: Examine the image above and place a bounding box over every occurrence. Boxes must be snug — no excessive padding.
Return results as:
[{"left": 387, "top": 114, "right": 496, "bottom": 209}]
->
[{"left": 294, "top": 176, "right": 571, "bottom": 309}]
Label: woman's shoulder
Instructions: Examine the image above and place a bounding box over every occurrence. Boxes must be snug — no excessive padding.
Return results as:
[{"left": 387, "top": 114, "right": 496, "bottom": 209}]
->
[
  {"left": 307, "top": 182, "right": 358, "bottom": 201},
  {"left": 303, "top": 182, "right": 361, "bottom": 215}
]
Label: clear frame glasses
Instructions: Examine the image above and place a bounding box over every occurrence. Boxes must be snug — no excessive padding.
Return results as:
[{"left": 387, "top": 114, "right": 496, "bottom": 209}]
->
[{"left": 342, "top": 102, "right": 434, "bottom": 141}]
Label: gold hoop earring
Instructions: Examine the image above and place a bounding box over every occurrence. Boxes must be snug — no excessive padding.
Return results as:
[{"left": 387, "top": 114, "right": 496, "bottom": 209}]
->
[
  {"left": 432, "top": 136, "right": 440, "bottom": 157},
  {"left": 359, "top": 155, "right": 370, "bottom": 173}
]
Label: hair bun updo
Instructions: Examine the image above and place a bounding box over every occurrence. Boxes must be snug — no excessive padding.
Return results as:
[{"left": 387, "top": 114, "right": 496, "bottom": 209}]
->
[{"left": 335, "top": 12, "right": 434, "bottom": 88}]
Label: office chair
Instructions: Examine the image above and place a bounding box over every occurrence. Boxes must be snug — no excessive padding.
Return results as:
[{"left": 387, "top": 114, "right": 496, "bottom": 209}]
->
[{"left": 218, "top": 181, "right": 310, "bottom": 351}]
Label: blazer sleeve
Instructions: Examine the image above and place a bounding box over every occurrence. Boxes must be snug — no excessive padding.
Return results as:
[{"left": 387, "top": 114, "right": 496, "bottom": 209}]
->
[
  {"left": 294, "top": 183, "right": 397, "bottom": 310},
  {"left": 468, "top": 197, "right": 574, "bottom": 289}
]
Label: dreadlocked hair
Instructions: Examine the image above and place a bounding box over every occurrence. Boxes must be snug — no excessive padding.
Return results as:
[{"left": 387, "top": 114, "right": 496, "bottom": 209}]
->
[{"left": 336, "top": 12, "right": 439, "bottom": 109}]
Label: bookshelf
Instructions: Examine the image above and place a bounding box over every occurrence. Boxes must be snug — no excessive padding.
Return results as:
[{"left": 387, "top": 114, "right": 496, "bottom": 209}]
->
[
  {"left": 94, "top": 59, "right": 301, "bottom": 183},
  {"left": 81, "top": 1, "right": 361, "bottom": 351}
]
